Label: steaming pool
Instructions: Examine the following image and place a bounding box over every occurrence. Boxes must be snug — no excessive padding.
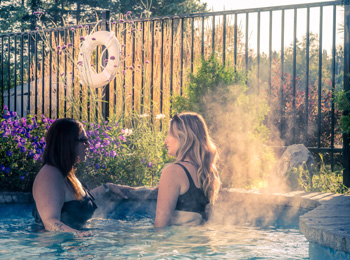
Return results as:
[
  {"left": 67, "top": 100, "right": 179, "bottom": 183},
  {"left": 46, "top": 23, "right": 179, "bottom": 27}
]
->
[{"left": 0, "top": 201, "right": 311, "bottom": 259}]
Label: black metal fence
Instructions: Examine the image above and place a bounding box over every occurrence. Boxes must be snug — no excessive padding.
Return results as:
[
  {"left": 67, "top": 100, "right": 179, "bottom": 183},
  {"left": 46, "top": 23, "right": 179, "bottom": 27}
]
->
[{"left": 1, "top": 0, "right": 350, "bottom": 185}]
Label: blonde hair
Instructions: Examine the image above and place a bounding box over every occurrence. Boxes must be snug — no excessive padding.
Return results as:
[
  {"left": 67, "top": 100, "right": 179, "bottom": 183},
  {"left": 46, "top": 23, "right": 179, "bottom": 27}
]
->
[{"left": 170, "top": 112, "right": 221, "bottom": 203}]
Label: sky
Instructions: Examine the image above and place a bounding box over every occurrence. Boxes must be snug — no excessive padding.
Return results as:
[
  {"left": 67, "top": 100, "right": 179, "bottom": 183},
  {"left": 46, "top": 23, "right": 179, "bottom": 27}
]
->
[{"left": 202, "top": 0, "right": 343, "bottom": 53}]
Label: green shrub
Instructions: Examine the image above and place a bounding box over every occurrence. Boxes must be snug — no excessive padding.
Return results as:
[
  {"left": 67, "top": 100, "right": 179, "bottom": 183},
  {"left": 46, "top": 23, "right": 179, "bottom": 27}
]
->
[
  {"left": 0, "top": 107, "right": 52, "bottom": 192},
  {"left": 172, "top": 55, "right": 276, "bottom": 189},
  {"left": 297, "top": 154, "right": 349, "bottom": 194}
]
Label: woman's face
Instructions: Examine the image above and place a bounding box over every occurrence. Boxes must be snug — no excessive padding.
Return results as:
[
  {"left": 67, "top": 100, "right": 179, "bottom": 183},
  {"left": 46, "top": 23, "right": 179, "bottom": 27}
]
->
[
  {"left": 76, "top": 129, "right": 89, "bottom": 162},
  {"left": 164, "top": 128, "right": 179, "bottom": 157}
]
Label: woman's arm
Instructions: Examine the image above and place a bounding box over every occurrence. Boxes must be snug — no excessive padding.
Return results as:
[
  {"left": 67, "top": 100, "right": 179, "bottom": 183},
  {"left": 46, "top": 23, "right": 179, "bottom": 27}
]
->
[
  {"left": 154, "top": 165, "right": 181, "bottom": 228},
  {"left": 32, "top": 167, "right": 81, "bottom": 234}
]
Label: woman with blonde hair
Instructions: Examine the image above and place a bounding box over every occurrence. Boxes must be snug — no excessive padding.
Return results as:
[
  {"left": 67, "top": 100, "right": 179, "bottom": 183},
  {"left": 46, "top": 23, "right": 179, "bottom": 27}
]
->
[{"left": 154, "top": 112, "right": 221, "bottom": 227}]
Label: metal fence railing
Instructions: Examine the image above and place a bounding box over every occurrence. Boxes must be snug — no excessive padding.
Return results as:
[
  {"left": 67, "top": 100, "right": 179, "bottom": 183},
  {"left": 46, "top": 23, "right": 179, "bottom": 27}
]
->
[{"left": 1, "top": 0, "right": 350, "bottom": 185}]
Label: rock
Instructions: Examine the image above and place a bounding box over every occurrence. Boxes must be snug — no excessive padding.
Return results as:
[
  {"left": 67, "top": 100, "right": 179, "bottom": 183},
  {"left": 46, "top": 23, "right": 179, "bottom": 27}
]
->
[{"left": 270, "top": 144, "right": 315, "bottom": 191}]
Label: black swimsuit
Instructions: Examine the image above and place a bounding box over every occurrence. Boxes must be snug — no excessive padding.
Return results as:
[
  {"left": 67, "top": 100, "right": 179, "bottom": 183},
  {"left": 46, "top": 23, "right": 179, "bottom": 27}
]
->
[
  {"left": 32, "top": 185, "right": 97, "bottom": 229},
  {"left": 174, "top": 163, "right": 209, "bottom": 220}
]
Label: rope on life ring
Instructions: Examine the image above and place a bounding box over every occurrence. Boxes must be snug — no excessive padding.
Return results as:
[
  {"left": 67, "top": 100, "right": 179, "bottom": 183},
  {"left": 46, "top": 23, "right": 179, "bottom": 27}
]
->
[{"left": 78, "top": 31, "right": 121, "bottom": 88}]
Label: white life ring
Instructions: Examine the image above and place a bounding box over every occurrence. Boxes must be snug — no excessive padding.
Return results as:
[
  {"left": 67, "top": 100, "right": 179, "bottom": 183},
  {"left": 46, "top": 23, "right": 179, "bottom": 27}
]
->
[{"left": 78, "top": 31, "right": 121, "bottom": 88}]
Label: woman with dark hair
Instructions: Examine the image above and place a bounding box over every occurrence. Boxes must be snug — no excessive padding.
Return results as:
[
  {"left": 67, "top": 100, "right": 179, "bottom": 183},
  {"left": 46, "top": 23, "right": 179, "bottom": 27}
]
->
[
  {"left": 154, "top": 112, "right": 221, "bottom": 227},
  {"left": 32, "top": 118, "right": 132, "bottom": 236}
]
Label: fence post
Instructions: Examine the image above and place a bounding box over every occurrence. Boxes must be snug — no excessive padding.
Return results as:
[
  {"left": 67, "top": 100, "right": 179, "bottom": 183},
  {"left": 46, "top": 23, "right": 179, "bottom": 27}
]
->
[
  {"left": 343, "top": 0, "right": 350, "bottom": 187},
  {"left": 102, "top": 10, "right": 110, "bottom": 121}
]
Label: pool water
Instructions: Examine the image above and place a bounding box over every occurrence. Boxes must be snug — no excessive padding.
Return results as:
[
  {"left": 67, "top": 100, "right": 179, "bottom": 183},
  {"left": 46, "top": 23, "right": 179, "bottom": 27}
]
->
[{"left": 0, "top": 203, "right": 309, "bottom": 259}]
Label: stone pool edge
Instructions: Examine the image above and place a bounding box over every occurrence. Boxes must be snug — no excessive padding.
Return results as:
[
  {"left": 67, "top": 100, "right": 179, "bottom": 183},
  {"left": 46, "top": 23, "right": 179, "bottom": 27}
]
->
[{"left": 1, "top": 188, "right": 349, "bottom": 253}]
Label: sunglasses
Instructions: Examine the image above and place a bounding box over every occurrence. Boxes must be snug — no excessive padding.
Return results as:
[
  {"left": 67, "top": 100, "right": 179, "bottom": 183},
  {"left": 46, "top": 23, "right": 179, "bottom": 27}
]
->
[{"left": 76, "top": 137, "right": 89, "bottom": 145}]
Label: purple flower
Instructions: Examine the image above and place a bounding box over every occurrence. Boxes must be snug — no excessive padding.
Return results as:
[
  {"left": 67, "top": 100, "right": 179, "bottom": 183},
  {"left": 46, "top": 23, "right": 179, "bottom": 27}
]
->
[
  {"left": 3, "top": 105, "right": 8, "bottom": 110},
  {"left": 145, "top": 60, "right": 149, "bottom": 64},
  {"left": 0, "top": 165, "right": 5, "bottom": 172},
  {"left": 92, "top": 37, "right": 96, "bottom": 41},
  {"left": 119, "top": 19, "right": 125, "bottom": 23},
  {"left": 28, "top": 150, "right": 34, "bottom": 157},
  {"left": 95, "top": 142, "right": 101, "bottom": 149},
  {"left": 118, "top": 135, "right": 126, "bottom": 142},
  {"left": 5, "top": 167, "right": 11, "bottom": 174},
  {"left": 34, "top": 154, "right": 40, "bottom": 161},
  {"left": 95, "top": 163, "right": 100, "bottom": 169},
  {"left": 6, "top": 151, "right": 12, "bottom": 157},
  {"left": 127, "top": 11, "right": 132, "bottom": 15},
  {"left": 141, "top": 158, "right": 146, "bottom": 164},
  {"left": 110, "top": 150, "right": 117, "bottom": 157},
  {"left": 20, "top": 146, "right": 26, "bottom": 153},
  {"left": 110, "top": 56, "right": 116, "bottom": 60},
  {"left": 20, "top": 176, "right": 25, "bottom": 180},
  {"left": 80, "top": 36, "right": 85, "bottom": 41},
  {"left": 147, "top": 162, "right": 153, "bottom": 168},
  {"left": 104, "top": 59, "right": 108, "bottom": 63}
]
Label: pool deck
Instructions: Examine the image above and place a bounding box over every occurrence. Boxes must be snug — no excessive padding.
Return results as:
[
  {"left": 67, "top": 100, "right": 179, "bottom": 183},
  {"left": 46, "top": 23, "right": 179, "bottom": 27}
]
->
[{"left": 1, "top": 188, "right": 350, "bottom": 253}]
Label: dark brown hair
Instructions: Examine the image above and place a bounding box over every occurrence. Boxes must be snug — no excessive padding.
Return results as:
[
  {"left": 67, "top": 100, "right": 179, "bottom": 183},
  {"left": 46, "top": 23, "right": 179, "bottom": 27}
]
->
[{"left": 43, "top": 118, "right": 83, "bottom": 199}]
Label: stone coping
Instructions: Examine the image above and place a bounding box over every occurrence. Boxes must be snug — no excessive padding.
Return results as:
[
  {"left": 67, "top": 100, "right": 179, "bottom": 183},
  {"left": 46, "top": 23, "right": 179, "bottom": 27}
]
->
[{"left": 1, "top": 188, "right": 349, "bottom": 253}]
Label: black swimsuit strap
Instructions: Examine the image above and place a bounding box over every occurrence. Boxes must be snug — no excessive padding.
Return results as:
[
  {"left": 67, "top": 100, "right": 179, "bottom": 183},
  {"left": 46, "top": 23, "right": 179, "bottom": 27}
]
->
[{"left": 175, "top": 163, "right": 196, "bottom": 187}]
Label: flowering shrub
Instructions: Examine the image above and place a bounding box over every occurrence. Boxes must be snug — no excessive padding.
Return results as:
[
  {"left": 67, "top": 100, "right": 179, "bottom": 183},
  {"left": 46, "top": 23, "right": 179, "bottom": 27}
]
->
[
  {"left": 76, "top": 114, "right": 170, "bottom": 187},
  {"left": 0, "top": 106, "right": 169, "bottom": 191},
  {"left": 0, "top": 106, "right": 54, "bottom": 191}
]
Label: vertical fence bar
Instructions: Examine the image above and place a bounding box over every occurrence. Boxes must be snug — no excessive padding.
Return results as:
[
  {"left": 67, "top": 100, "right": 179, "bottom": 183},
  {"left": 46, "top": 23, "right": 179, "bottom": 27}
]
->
[
  {"left": 223, "top": 14, "right": 226, "bottom": 66},
  {"left": 20, "top": 35, "right": 24, "bottom": 117},
  {"left": 132, "top": 18, "right": 136, "bottom": 115},
  {"left": 191, "top": 17, "right": 194, "bottom": 72},
  {"left": 292, "top": 8, "right": 297, "bottom": 144},
  {"left": 122, "top": 22, "right": 126, "bottom": 118},
  {"left": 34, "top": 33, "right": 38, "bottom": 115},
  {"left": 234, "top": 14, "right": 238, "bottom": 72},
  {"left": 14, "top": 36, "right": 17, "bottom": 112},
  {"left": 331, "top": 4, "right": 336, "bottom": 171},
  {"left": 169, "top": 19, "right": 174, "bottom": 115},
  {"left": 7, "top": 36, "right": 11, "bottom": 109},
  {"left": 1, "top": 37, "right": 3, "bottom": 110},
  {"left": 64, "top": 29, "right": 67, "bottom": 117},
  {"left": 180, "top": 18, "right": 184, "bottom": 95},
  {"left": 141, "top": 21, "right": 145, "bottom": 114},
  {"left": 27, "top": 34, "right": 31, "bottom": 115},
  {"left": 160, "top": 20, "right": 164, "bottom": 116},
  {"left": 56, "top": 30, "right": 60, "bottom": 118},
  {"left": 201, "top": 16, "right": 205, "bottom": 56},
  {"left": 269, "top": 11, "right": 272, "bottom": 98},
  {"left": 245, "top": 13, "right": 249, "bottom": 84},
  {"left": 343, "top": 0, "right": 350, "bottom": 187},
  {"left": 150, "top": 20, "right": 155, "bottom": 117},
  {"left": 304, "top": 7, "right": 310, "bottom": 145},
  {"left": 280, "top": 10, "right": 285, "bottom": 136},
  {"left": 257, "top": 12, "right": 260, "bottom": 93},
  {"left": 305, "top": 7, "right": 310, "bottom": 146},
  {"left": 41, "top": 35, "right": 45, "bottom": 116},
  {"left": 86, "top": 26, "right": 91, "bottom": 122},
  {"left": 212, "top": 15, "right": 215, "bottom": 54},
  {"left": 49, "top": 32, "right": 52, "bottom": 119},
  {"left": 102, "top": 10, "right": 110, "bottom": 120},
  {"left": 318, "top": 7, "right": 323, "bottom": 148}
]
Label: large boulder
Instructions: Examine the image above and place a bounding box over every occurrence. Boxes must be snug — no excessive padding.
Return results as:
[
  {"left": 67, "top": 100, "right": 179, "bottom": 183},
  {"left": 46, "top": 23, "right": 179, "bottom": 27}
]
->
[{"left": 269, "top": 144, "right": 315, "bottom": 191}]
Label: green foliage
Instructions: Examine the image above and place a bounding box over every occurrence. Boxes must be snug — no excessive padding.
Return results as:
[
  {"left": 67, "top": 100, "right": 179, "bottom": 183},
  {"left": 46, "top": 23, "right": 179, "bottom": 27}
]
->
[
  {"left": 172, "top": 55, "right": 275, "bottom": 188},
  {"left": 334, "top": 89, "right": 350, "bottom": 134},
  {"left": 0, "top": 111, "right": 50, "bottom": 192},
  {"left": 171, "top": 55, "right": 245, "bottom": 115},
  {"left": 75, "top": 113, "right": 171, "bottom": 188},
  {"left": 296, "top": 154, "right": 349, "bottom": 194},
  {"left": 0, "top": 106, "right": 170, "bottom": 191}
]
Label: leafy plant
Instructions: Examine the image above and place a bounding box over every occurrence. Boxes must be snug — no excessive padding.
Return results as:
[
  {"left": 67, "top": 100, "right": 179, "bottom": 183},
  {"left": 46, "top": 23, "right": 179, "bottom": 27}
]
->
[
  {"left": 0, "top": 106, "right": 53, "bottom": 192},
  {"left": 297, "top": 154, "right": 348, "bottom": 194}
]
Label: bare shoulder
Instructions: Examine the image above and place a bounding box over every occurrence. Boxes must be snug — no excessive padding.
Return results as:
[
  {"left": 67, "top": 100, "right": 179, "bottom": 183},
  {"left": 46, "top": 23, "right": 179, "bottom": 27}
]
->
[
  {"left": 33, "top": 165, "right": 65, "bottom": 192},
  {"left": 161, "top": 163, "right": 185, "bottom": 176}
]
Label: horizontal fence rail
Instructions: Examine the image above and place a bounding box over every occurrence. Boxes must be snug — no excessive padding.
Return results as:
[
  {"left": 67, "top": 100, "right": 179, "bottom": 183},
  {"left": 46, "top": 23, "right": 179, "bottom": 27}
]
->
[{"left": 0, "top": 0, "right": 349, "bottom": 184}]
